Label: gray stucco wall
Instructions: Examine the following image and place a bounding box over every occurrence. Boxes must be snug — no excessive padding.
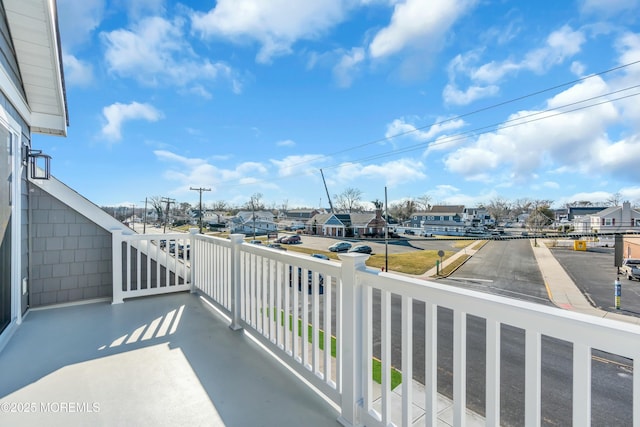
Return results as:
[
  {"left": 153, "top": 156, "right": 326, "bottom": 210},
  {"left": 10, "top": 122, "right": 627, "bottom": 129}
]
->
[{"left": 28, "top": 185, "right": 112, "bottom": 306}]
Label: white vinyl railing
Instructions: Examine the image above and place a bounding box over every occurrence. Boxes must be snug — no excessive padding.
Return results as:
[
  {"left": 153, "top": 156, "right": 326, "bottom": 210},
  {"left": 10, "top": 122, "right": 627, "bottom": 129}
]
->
[
  {"left": 113, "top": 231, "right": 640, "bottom": 427},
  {"left": 111, "top": 229, "right": 194, "bottom": 304}
]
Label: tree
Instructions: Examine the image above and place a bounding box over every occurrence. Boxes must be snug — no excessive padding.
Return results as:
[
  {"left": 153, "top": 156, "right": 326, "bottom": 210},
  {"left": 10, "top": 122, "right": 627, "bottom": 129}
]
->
[
  {"left": 245, "top": 193, "right": 264, "bottom": 238},
  {"left": 486, "top": 197, "right": 511, "bottom": 226},
  {"left": 210, "top": 200, "right": 228, "bottom": 211},
  {"left": 244, "top": 193, "right": 265, "bottom": 211},
  {"left": 149, "top": 196, "right": 165, "bottom": 223},
  {"left": 512, "top": 198, "right": 533, "bottom": 222},
  {"left": 606, "top": 192, "right": 622, "bottom": 207},
  {"left": 415, "top": 194, "right": 432, "bottom": 212},
  {"left": 334, "top": 187, "right": 363, "bottom": 213},
  {"left": 179, "top": 202, "right": 192, "bottom": 214},
  {"left": 526, "top": 200, "right": 554, "bottom": 243},
  {"left": 388, "top": 199, "right": 416, "bottom": 223},
  {"left": 566, "top": 200, "right": 593, "bottom": 207}
]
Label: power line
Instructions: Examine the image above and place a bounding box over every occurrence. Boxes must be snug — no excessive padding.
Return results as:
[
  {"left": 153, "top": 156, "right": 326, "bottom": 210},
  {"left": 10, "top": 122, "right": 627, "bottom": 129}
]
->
[{"left": 198, "top": 59, "right": 640, "bottom": 189}]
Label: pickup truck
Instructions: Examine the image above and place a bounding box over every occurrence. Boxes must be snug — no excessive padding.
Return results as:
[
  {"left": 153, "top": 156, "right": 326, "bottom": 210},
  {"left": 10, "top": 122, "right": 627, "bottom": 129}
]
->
[{"left": 621, "top": 258, "right": 640, "bottom": 281}]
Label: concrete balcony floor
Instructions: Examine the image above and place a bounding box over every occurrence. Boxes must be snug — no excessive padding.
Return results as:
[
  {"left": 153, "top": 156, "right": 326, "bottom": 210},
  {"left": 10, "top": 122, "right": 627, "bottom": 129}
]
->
[{"left": 0, "top": 293, "right": 341, "bottom": 426}]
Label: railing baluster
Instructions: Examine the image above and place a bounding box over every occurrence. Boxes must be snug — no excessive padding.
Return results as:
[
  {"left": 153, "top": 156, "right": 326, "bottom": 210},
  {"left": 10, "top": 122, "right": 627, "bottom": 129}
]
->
[
  {"left": 276, "top": 261, "right": 283, "bottom": 349},
  {"left": 453, "top": 310, "right": 467, "bottom": 427},
  {"left": 424, "top": 302, "right": 437, "bottom": 427},
  {"left": 312, "top": 271, "right": 320, "bottom": 375},
  {"left": 381, "top": 289, "right": 391, "bottom": 426},
  {"left": 634, "top": 357, "right": 639, "bottom": 427},
  {"left": 401, "top": 294, "right": 413, "bottom": 427},
  {"left": 293, "top": 263, "right": 300, "bottom": 362},
  {"left": 525, "top": 330, "right": 541, "bottom": 427},
  {"left": 284, "top": 262, "right": 291, "bottom": 355},
  {"left": 302, "top": 268, "right": 310, "bottom": 368},
  {"left": 323, "top": 274, "right": 332, "bottom": 384},
  {"left": 573, "top": 343, "right": 591, "bottom": 426},
  {"left": 362, "top": 284, "right": 372, "bottom": 416},
  {"left": 486, "top": 318, "right": 501, "bottom": 426}
]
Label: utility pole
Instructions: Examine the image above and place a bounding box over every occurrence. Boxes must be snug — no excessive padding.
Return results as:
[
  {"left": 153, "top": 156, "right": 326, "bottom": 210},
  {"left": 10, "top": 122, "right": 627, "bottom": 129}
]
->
[
  {"left": 190, "top": 187, "right": 211, "bottom": 233},
  {"left": 161, "top": 197, "right": 175, "bottom": 233},
  {"left": 141, "top": 198, "right": 148, "bottom": 234},
  {"left": 385, "top": 186, "right": 389, "bottom": 273},
  {"left": 131, "top": 203, "right": 135, "bottom": 231}
]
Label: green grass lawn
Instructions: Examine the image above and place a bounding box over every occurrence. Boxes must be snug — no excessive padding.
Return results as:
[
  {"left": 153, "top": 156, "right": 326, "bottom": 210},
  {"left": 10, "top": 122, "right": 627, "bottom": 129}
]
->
[{"left": 273, "top": 309, "right": 402, "bottom": 389}]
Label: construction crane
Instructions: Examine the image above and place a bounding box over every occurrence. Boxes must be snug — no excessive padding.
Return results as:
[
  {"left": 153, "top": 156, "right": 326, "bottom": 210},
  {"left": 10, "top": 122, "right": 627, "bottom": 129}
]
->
[{"left": 320, "top": 169, "right": 334, "bottom": 213}]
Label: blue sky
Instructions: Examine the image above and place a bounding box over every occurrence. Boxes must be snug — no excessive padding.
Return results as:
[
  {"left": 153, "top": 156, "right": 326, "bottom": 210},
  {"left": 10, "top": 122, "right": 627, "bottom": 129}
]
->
[{"left": 34, "top": 0, "right": 640, "bottom": 211}]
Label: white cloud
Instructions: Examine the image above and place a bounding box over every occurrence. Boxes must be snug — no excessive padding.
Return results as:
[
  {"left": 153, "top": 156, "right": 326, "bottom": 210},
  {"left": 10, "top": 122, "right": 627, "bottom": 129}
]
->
[
  {"left": 445, "top": 26, "right": 586, "bottom": 105},
  {"left": 62, "top": 53, "right": 93, "bottom": 87},
  {"left": 271, "top": 155, "right": 325, "bottom": 177},
  {"left": 580, "top": 0, "right": 639, "bottom": 16},
  {"left": 101, "top": 102, "right": 163, "bottom": 141},
  {"left": 442, "top": 84, "right": 499, "bottom": 106},
  {"left": 334, "top": 158, "right": 426, "bottom": 187},
  {"left": 101, "top": 17, "right": 241, "bottom": 94},
  {"left": 333, "top": 47, "right": 365, "bottom": 88},
  {"left": 369, "top": 0, "right": 476, "bottom": 59},
  {"left": 154, "top": 150, "right": 273, "bottom": 194},
  {"left": 121, "top": 0, "right": 166, "bottom": 20},
  {"left": 276, "top": 139, "right": 296, "bottom": 147},
  {"left": 442, "top": 75, "right": 631, "bottom": 185},
  {"left": 190, "top": 0, "right": 347, "bottom": 63},
  {"left": 385, "top": 116, "right": 466, "bottom": 147}
]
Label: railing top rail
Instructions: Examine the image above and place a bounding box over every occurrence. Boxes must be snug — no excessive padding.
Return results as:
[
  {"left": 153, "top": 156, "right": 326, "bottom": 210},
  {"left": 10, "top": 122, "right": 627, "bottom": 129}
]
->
[
  {"left": 362, "top": 268, "right": 640, "bottom": 358},
  {"left": 239, "top": 243, "right": 342, "bottom": 275}
]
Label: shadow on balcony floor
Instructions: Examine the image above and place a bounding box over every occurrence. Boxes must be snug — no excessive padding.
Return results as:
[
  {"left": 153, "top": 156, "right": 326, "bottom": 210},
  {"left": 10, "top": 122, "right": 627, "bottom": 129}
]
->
[{"left": 0, "top": 293, "right": 340, "bottom": 426}]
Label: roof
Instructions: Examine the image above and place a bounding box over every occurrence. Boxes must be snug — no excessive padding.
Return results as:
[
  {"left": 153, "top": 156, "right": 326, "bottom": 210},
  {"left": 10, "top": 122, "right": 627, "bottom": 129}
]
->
[
  {"left": 4, "top": 0, "right": 68, "bottom": 136},
  {"left": 310, "top": 213, "right": 344, "bottom": 226},
  {"left": 430, "top": 205, "right": 465, "bottom": 213},
  {"left": 349, "top": 213, "right": 376, "bottom": 227}
]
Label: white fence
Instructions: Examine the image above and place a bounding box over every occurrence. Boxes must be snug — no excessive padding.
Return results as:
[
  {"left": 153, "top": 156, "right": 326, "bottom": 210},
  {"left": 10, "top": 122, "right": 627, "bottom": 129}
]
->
[{"left": 113, "top": 231, "right": 640, "bottom": 427}]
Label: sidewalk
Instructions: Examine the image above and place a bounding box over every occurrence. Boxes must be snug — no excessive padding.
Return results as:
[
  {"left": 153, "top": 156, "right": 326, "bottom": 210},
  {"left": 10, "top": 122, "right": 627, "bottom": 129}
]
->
[{"left": 531, "top": 239, "right": 640, "bottom": 326}]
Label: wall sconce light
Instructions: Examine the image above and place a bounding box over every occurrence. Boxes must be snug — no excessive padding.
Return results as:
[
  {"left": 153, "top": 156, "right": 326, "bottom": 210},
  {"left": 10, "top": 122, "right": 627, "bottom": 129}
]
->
[{"left": 28, "top": 149, "right": 52, "bottom": 180}]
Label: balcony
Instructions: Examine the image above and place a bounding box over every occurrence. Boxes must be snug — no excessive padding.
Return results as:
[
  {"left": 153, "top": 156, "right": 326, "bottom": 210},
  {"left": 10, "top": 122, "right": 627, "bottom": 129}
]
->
[{"left": 2, "top": 230, "right": 639, "bottom": 426}]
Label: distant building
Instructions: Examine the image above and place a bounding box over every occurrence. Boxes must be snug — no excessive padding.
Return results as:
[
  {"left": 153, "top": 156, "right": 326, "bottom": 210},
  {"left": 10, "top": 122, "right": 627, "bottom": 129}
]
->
[
  {"left": 409, "top": 208, "right": 465, "bottom": 236},
  {"left": 308, "top": 209, "right": 386, "bottom": 237},
  {"left": 580, "top": 201, "right": 640, "bottom": 234}
]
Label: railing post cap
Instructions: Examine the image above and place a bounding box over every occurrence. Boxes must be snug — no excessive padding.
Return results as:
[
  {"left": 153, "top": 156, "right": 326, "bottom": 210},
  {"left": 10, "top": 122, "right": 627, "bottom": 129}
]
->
[
  {"left": 338, "top": 252, "right": 369, "bottom": 268},
  {"left": 229, "top": 234, "right": 245, "bottom": 243}
]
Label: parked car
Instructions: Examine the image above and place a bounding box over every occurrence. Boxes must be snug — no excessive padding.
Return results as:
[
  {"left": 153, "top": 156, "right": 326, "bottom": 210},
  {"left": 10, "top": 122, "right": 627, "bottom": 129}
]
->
[
  {"left": 311, "top": 253, "right": 330, "bottom": 260},
  {"left": 621, "top": 258, "right": 640, "bottom": 281},
  {"left": 419, "top": 231, "right": 433, "bottom": 237},
  {"left": 328, "top": 241, "right": 351, "bottom": 252},
  {"left": 348, "top": 245, "right": 372, "bottom": 254},
  {"left": 266, "top": 243, "right": 287, "bottom": 251},
  {"left": 282, "top": 235, "right": 301, "bottom": 244},
  {"left": 249, "top": 239, "right": 263, "bottom": 245},
  {"left": 404, "top": 229, "right": 415, "bottom": 235},
  {"left": 289, "top": 266, "right": 324, "bottom": 294}
]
